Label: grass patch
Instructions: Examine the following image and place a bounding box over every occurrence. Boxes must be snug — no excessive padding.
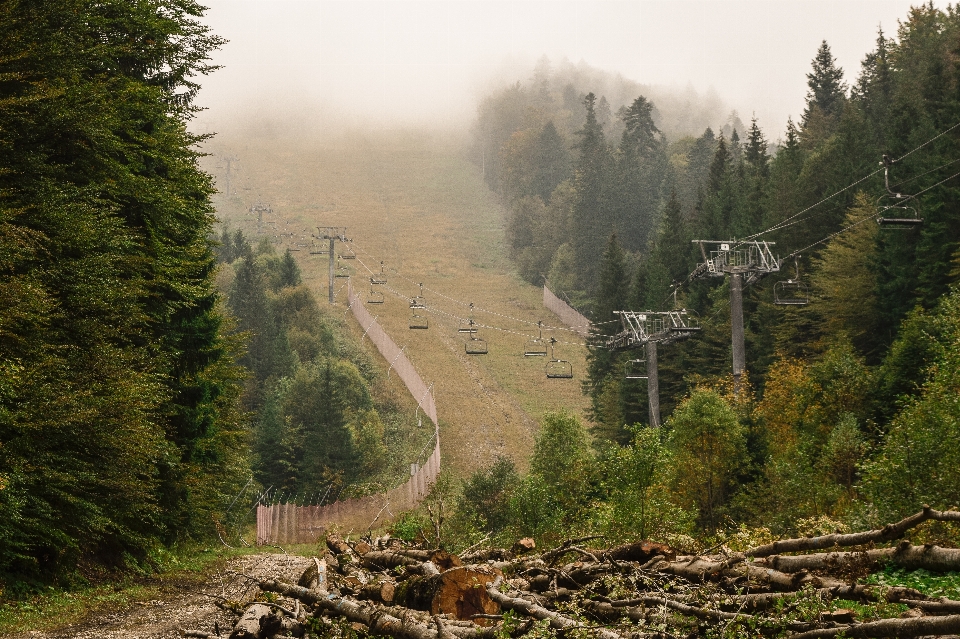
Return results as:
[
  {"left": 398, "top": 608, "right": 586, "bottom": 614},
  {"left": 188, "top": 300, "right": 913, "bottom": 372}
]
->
[
  {"left": 863, "top": 565, "right": 960, "bottom": 600},
  {"left": 0, "top": 544, "right": 266, "bottom": 634}
]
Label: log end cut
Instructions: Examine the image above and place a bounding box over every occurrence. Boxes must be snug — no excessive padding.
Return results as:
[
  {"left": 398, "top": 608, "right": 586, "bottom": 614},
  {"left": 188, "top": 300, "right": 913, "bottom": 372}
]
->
[{"left": 431, "top": 566, "right": 502, "bottom": 624}]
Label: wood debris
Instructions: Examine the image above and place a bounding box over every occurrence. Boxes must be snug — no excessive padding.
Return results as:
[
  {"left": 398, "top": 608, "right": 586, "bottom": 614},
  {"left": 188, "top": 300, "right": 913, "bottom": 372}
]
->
[{"left": 192, "top": 507, "right": 960, "bottom": 638}]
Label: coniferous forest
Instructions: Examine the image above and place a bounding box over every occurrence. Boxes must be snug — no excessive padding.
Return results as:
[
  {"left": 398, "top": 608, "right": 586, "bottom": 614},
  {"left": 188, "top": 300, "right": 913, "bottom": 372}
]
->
[
  {"left": 0, "top": 0, "right": 252, "bottom": 588},
  {"left": 0, "top": 1, "right": 429, "bottom": 593},
  {"left": 461, "top": 5, "right": 960, "bottom": 544},
  {"left": 5, "top": 1, "right": 960, "bottom": 625}
]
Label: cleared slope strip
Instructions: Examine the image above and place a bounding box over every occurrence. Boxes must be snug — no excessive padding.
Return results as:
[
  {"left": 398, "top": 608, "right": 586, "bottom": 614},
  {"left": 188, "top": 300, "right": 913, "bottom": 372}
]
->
[{"left": 207, "top": 129, "right": 590, "bottom": 475}]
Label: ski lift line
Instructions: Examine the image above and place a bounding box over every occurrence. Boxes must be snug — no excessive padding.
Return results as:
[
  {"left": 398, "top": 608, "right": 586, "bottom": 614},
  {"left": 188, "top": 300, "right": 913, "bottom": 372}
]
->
[
  {"left": 734, "top": 119, "right": 960, "bottom": 247},
  {"left": 782, "top": 168, "right": 960, "bottom": 261},
  {"left": 348, "top": 239, "right": 599, "bottom": 334},
  {"left": 662, "top": 163, "right": 960, "bottom": 312},
  {"left": 421, "top": 303, "right": 594, "bottom": 348},
  {"left": 890, "top": 156, "right": 960, "bottom": 191}
]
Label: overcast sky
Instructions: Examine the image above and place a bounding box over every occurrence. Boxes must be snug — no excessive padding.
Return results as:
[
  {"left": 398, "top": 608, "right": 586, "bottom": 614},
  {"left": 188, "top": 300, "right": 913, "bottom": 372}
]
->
[{"left": 195, "top": 0, "right": 930, "bottom": 137}]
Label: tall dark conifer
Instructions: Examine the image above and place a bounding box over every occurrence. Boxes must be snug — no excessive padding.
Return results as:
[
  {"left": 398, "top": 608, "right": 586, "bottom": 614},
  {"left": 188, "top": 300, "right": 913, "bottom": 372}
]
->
[
  {"left": 803, "top": 40, "right": 847, "bottom": 126},
  {"left": 572, "top": 93, "right": 610, "bottom": 289},
  {"left": 585, "top": 235, "right": 631, "bottom": 443}
]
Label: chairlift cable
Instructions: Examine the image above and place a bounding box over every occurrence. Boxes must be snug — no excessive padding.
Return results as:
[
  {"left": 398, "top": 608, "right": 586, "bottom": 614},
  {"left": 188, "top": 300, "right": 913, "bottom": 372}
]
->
[
  {"left": 889, "top": 157, "right": 960, "bottom": 191},
  {"left": 348, "top": 238, "right": 604, "bottom": 333},
  {"left": 663, "top": 122, "right": 960, "bottom": 310},
  {"left": 785, "top": 168, "right": 960, "bottom": 259},
  {"left": 734, "top": 119, "right": 960, "bottom": 245}
]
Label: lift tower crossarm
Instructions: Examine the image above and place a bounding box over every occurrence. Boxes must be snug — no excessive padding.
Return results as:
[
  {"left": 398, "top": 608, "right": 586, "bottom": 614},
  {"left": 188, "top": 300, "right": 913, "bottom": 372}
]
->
[
  {"left": 689, "top": 240, "right": 780, "bottom": 277},
  {"left": 607, "top": 310, "right": 700, "bottom": 350},
  {"left": 606, "top": 310, "right": 701, "bottom": 428}
]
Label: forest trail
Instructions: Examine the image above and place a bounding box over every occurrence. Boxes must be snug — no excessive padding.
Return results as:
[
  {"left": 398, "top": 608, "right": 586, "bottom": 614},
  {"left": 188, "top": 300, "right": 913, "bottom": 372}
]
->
[
  {"left": 205, "top": 128, "right": 590, "bottom": 474},
  {"left": 9, "top": 554, "right": 313, "bottom": 639}
]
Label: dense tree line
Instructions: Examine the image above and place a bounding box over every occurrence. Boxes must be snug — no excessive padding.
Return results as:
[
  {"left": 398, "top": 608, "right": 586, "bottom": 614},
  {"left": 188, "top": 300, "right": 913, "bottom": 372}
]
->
[
  {"left": 215, "top": 231, "right": 425, "bottom": 506},
  {"left": 0, "top": 0, "right": 249, "bottom": 590},
  {"left": 468, "top": 5, "right": 960, "bottom": 537}
]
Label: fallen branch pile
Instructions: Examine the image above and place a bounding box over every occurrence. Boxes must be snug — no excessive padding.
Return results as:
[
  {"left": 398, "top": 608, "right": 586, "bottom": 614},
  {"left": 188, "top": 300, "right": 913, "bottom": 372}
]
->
[{"left": 190, "top": 506, "right": 960, "bottom": 638}]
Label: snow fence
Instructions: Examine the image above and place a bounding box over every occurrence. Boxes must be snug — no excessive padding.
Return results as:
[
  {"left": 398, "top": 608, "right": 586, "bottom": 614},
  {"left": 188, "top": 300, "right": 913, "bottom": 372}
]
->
[{"left": 543, "top": 283, "right": 592, "bottom": 337}]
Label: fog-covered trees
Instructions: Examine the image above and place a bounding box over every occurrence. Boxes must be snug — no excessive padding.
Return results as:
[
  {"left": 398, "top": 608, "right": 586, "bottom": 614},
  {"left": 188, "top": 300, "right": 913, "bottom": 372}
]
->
[{"left": 470, "top": 3, "right": 960, "bottom": 537}]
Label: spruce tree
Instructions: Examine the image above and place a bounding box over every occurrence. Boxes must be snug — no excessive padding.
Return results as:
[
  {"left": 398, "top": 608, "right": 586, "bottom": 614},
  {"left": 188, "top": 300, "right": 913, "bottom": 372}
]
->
[
  {"left": 585, "top": 235, "right": 631, "bottom": 443},
  {"left": 572, "top": 93, "right": 610, "bottom": 289},
  {"left": 802, "top": 41, "right": 847, "bottom": 126},
  {"left": 0, "top": 0, "right": 244, "bottom": 579}
]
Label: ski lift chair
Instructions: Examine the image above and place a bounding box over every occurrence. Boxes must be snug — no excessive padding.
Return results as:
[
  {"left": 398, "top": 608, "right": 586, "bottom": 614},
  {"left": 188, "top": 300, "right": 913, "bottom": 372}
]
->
[
  {"left": 458, "top": 304, "right": 479, "bottom": 333},
  {"left": 334, "top": 258, "right": 350, "bottom": 278},
  {"left": 465, "top": 331, "right": 488, "bottom": 355},
  {"left": 624, "top": 358, "right": 648, "bottom": 380},
  {"left": 877, "top": 156, "right": 923, "bottom": 228},
  {"left": 409, "top": 311, "right": 429, "bottom": 330},
  {"left": 774, "top": 280, "right": 809, "bottom": 305},
  {"left": 545, "top": 338, "right": 573, "bottom": 379},
  {"left": 367, "top": 289, "right": 384, "bottom": 304},
  {"left": 410, "top": 283, "right": 426, "bottom": 309},
  {"left": 523, "top": 321, "right": 548, "bottom": 357},
  {"left": 370, "top": 261, "right": 387, "bottom": 285},
  {"left": 774, "top": 256, "right": 809, "bottom": 305},
  {"left": 339, "top": 245, "right": 357, "bottom": 259},
  {"left": 877, "top": 204, "right": 923, "bottom": 228}
]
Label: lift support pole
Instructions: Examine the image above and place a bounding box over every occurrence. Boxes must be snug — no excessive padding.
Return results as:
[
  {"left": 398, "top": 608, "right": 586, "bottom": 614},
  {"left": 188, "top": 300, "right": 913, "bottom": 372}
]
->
[
  {"left": 646, "top": 341, "right": 660, "bottom": 427},
  {"left": 730, "top": 272, "right": 745, "bottom": 393},
  {"left": 328, "top": 237, "right": 335, "bottom": 305},
  {"left": 317, "top": 227, "right": 348, "bottom": 305},
  {"left": 690, "top": 240, "right": 779, "bottom": 395},
  {"left": 608, "top": 310, "right": 699, "bottom": 428}
]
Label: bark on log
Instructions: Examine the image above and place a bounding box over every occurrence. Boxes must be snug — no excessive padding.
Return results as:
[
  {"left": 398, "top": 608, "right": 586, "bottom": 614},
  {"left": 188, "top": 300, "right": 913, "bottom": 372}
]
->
[
  {"left": 653, "top": 555, "right": 736, "bottom": 581},
  {"left": 327, "top": 534, "right": 353, "bottom": 556},
  {"left": 759, "top": 544, "right": 960, "bottom": 574},
  {"left": 787, "top": 613, "right": 960, "bottom": 638},
  {"left": 297, "top": 557, "right": 326, "bottom": 590},
  {"left": 484, "top": 577, "right": 625, "bottom": 639},
  {"left": 460, "top": 548, "right": 512, "bottom": 564},
  {"left": 258, "top": 579, "right": 496, "bottom": 639},
  {"left": 900, "top": 599, "right": 960, "bottom": 615},
  {"left": 361, "top": 550, "right": 425, "bottom": 571},
  {"left": 679, "top": 584, "right": 927, "bottom": 611},
  {"left": 393, "top": 566, "right": 501, "bottom": 621},
  {"left": 747, "top": 506, "right": 960, "bottom": 558},
  {"left": 585, "top": 597, "right": 813, "bottom": 632},
  {"left": 598, "top": 541, "right": 676, "bottom": 563},
  {"left": 360, "top": 577, "right": 397, "bottom": 605}
]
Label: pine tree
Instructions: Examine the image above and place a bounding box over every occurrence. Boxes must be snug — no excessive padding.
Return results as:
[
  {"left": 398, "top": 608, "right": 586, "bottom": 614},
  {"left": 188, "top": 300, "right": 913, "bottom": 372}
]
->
[
  {"left": 572, "top": 93, "right": 610, "bottom": 289},
  {"left": 744, "top": 117, "right": 769, "bottom": 178},
  {"left": 802, "top": 41, "right": 847, "bottom": 127}
]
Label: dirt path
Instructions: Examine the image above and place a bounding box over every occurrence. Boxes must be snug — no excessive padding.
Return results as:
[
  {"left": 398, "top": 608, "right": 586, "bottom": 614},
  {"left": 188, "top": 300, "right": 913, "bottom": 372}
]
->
[
  {"left": 12, "top": 554, "right": 312, "bottom": 639},
  {"left": 205, "top": 129, "right": 590, "bottom": 474}
]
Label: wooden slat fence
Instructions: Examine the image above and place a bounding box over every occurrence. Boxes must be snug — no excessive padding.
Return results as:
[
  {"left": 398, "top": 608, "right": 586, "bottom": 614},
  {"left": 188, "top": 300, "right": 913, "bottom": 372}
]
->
[{"left": 543, "top": 283, "right": 592, "bottom": 337}]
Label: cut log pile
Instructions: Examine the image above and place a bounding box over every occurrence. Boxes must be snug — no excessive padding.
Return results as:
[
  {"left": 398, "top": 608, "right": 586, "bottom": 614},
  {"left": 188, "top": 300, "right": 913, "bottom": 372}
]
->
[{"left": 190, "top": 506, "right": 960, "bottom": 638}]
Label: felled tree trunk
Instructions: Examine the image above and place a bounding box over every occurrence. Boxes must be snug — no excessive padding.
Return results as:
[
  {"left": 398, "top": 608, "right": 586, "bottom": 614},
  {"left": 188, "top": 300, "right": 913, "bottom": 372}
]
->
[{"left": 393, "top": 566, "right": 502, "bottom": 621}]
